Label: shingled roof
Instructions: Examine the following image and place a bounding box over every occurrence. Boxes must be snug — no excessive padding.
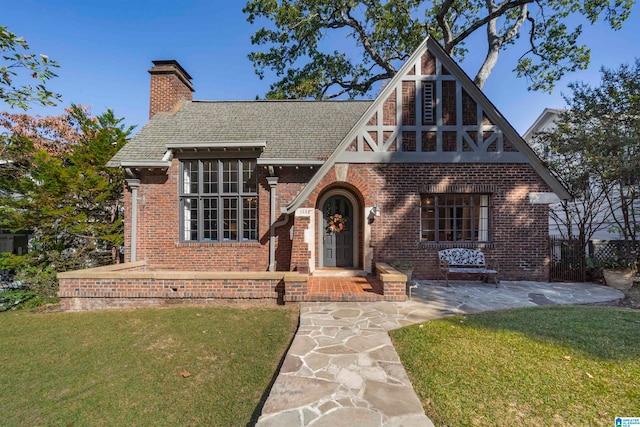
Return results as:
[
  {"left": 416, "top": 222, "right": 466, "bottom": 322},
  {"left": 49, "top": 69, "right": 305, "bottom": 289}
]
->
[{"left": 107, "top": 99, "right": 373, "bottom": 167}]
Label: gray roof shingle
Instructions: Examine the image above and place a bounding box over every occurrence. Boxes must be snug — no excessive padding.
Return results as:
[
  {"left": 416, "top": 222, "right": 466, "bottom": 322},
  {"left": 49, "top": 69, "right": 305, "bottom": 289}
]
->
[{"left": 107, "top": 100, "right": 373, "bottom": 167}]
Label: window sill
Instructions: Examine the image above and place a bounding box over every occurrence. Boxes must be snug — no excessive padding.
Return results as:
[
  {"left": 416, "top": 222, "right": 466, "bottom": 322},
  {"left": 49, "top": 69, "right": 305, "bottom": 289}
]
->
[
  {"left": 418, "top": 241, "right": 495, "bottom": 249},
  {"left": 178, "top": 241, "right": 261, "bottom": 247}
]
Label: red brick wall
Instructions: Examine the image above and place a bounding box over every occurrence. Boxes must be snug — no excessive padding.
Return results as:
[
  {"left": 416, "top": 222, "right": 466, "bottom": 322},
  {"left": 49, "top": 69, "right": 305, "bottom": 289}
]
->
[
  {"left": 123, "top": 181, "right": 132, "bottom": 262},
  {"left": 273, "top": 168, "right": 315, "bottom": 271},
  {"left": 373, "top": 163, "right": 550, "bottom": 281},
  {"left": 125, "top": 161, "right": 551, "bottom": 281},
  {"left": 305, "top": 163, "right": 551, "bottom": 281},
  {"left": 290, "top": 216, "right": 311, "bottom": 272},
  {"left": 124, "top": 163, "right": 318, "bottom": 272},
  {"left": 124, "top": 159, "right": 269, "bottom": 271},
  {"left": 58, "top": 277, "right": 280, "bottom": 300}
]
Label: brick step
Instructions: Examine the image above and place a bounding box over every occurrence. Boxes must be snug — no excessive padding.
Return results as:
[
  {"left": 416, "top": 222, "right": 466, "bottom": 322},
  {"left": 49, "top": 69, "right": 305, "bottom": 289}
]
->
[{"left": 312, "top": 269, "right": 367, "bottom": 277}]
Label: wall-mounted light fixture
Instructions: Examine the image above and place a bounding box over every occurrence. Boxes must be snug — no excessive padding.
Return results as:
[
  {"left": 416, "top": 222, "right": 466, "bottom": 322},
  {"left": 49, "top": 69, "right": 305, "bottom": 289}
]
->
[{"left": 372, "top": 204, "right": 380, "bottom": 216}]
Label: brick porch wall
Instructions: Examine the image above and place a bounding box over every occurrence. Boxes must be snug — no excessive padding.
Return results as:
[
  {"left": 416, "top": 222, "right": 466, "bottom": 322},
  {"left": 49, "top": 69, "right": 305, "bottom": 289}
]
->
[
  {"left": 290, "top": 215, "right": 312, "bottom": 273},
  {"left": 57, "top": 262, "right": 308, "bottom": 311}
]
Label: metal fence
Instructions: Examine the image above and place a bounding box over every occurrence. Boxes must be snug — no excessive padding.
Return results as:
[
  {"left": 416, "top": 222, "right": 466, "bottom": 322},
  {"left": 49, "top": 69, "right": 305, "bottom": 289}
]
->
[
  {"left": 549, "top": 236, "right": 586, "bottom": 282},
  {"left": 549, "top": 237, "right": 639, "bottom": 282}
]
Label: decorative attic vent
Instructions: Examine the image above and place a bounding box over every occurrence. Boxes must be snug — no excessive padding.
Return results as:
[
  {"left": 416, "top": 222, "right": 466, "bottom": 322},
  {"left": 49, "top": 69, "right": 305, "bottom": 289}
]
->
[{"left": 423, "top": 82, "right": 434, "bottom": 122}]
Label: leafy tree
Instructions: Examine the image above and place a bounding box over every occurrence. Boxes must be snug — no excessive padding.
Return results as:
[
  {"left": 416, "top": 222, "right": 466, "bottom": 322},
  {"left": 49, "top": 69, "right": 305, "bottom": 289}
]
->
[
  {"left": 532, "top": 113, "right": 613, "bottom": 280},
  {"left": 1, "top": 26, "right": 61, "bottom": 109},
  {"left": 535, "top": 59, "right": 640, "bottom": 270},
  {"left": 244, "top": 0, "right": 632, "bottom": 99},
  {"left": 0, "top": 105, "right": 133, "bottom": 296}
]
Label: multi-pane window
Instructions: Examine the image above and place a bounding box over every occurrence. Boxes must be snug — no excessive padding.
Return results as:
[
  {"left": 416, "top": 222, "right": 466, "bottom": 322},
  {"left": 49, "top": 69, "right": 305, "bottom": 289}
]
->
[
  {"left": 421, "top": 194, "right": 491, "bottom": 243},
  {"left": 180, "top": 159, "right": 258, "bottom": 242}
]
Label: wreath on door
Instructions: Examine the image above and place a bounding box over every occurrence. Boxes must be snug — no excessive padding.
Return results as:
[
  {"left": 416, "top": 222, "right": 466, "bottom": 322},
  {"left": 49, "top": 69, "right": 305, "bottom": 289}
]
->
[{"left": 327, "top": 212, "right": 347, "bottom": 233}]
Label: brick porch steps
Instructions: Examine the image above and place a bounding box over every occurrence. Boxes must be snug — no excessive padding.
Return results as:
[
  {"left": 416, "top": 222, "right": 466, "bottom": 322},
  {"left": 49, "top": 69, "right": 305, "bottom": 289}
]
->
[{"left": 305, "top": 275, "right": 384, "bottom": 302}]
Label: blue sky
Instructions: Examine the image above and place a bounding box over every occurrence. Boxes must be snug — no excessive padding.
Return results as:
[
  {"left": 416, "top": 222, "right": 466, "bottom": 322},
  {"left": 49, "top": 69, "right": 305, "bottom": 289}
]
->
[{"left": 2, "top": 0, "right": 638, "bottom": 134}]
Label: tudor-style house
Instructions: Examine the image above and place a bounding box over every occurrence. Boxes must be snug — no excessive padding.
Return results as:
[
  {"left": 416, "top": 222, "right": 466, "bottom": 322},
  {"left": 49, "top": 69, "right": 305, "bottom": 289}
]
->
[{"left": 57, "top": 36, "right": 569, "bottom": 310}]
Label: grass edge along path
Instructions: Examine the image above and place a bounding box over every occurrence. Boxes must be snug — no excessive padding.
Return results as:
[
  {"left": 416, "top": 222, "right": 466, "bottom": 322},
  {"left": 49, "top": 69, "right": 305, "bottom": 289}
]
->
[
  {"left": 0, "top": 304, "right": 298, "bottom": 426},
  {"left": 391, "top": 305, "right": 640, "bottom": 427}
]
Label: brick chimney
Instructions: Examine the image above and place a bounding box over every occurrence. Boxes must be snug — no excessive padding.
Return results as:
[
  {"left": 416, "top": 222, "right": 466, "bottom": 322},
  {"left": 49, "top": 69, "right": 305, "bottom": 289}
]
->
[{"left": 148, "top": 60, "right": 194, "bottom": 119}]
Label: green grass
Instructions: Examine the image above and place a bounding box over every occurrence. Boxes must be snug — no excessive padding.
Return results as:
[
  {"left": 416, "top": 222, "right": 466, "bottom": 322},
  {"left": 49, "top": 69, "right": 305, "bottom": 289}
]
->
[
  {"left": 0, "top": 304, "right": 298, "bottom": 426},
  {"left": 391, "top": 306, "right": 640, "bottom": 427}
]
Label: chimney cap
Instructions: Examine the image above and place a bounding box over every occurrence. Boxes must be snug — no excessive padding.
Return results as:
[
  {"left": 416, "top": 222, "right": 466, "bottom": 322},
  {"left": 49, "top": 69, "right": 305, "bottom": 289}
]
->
[
  {"left": 149, "top": 59, "right": 194, "bottom": 93},
  {"left": 150, "top": 60, "right": 193, "bottom": 80}
]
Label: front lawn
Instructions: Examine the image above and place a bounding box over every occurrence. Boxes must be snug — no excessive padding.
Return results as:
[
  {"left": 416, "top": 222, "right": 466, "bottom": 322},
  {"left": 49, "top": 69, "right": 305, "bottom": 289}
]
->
[
  {"left": 0, "top": 304, "right": 298, "bottom": 426},
  {"left": 391, "top": 305, "right": 640, "bottom": 427}
]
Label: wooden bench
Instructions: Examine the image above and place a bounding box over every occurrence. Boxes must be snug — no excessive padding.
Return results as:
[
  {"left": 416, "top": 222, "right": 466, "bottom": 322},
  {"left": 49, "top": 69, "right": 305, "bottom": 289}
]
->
[{"left": 438, "top": 248, "right": 499, "bottom": 287}]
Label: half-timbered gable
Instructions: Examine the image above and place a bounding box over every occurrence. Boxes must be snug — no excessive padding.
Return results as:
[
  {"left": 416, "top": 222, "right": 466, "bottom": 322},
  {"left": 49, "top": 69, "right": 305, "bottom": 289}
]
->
[
  {"left": 287, "top": 37, "right": 566, "bottom": 215},
  {"left": 339, "top": 38, "right": 525, "bottom": 163}
]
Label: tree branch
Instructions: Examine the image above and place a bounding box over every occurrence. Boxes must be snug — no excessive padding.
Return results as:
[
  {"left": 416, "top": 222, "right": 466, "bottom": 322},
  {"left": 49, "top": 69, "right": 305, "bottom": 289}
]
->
[
  {"left": 497, "top": 4, "right": 528, "bottom": 45},
  {"left": 332, "top": 8, "right": 396, "bottom": 76},
  {"left": 435, "top": 0, "right": 456, "bottom": 48},
  {"left": 323, "top": 72, "right": 393, "bottom": 99},
  {"left": 446, "top": 0, "right": 534, "bottom": 50}
]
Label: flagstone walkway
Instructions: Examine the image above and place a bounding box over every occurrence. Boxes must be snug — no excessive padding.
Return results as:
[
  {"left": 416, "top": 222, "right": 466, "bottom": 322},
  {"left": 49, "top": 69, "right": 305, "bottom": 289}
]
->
[{"left": 256, "top": 281, "right": 624, "bottom": 426}]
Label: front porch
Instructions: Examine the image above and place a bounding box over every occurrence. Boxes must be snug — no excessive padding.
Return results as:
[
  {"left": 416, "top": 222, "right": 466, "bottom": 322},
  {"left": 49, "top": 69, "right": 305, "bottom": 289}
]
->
[{"left": 57, "top": 262, "right": 408, "bottom": 311}]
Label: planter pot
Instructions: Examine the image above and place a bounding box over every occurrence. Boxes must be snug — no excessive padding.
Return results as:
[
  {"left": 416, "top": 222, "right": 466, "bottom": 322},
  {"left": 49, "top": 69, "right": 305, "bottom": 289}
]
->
[
  {"left": 399, "top": 269, "right": 413, "bottom": 283},
  {"left": 602, "top": 269, "right": 636, "bottom": 290}
]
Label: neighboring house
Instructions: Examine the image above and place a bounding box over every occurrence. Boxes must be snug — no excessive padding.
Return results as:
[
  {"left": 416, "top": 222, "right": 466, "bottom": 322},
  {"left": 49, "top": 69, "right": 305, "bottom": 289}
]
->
[
  {"left": 0, "top": 160, "right": 30, "bottom": 284},
  {"left": 0, "top": 231, "right": 28, "bottom": 256},
  {"left": 523, "top": 108, "right": 619, "bottom": 240},
  {"left": 57, "top": 36, "right": 569, "bottom": 310},
  {"left": 0, "top": 230, "right": 29, "bottom": 285}
]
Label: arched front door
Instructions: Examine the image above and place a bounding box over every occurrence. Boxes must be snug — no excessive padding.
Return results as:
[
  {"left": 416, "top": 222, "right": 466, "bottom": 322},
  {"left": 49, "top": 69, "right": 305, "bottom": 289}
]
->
[{"left": 322, "top": 195, "right": 353, "bottom": 267}]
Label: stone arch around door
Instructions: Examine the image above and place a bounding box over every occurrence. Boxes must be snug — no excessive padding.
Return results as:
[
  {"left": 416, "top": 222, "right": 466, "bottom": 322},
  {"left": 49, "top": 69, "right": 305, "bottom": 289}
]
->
[{"left": 317, "top": 189, "right": 360, "bottom": 269}]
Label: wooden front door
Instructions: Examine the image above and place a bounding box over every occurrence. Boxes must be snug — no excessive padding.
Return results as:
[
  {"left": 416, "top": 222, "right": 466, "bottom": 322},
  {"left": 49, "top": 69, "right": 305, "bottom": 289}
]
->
[{"left": 323, "top": 195, "right": 353, "bottom": 267}]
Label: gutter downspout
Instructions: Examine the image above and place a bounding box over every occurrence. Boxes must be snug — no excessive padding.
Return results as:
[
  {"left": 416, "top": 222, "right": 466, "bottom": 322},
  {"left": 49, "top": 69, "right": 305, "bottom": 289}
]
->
[{"left": 125, "top": 178, "right": 141, "bottom": 263}]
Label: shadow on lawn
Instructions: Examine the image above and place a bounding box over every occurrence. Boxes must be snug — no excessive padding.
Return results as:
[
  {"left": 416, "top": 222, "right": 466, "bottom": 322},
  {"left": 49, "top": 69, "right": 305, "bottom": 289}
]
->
[{"left": 443, "top": 305, "right": 640, "bottom": 361}]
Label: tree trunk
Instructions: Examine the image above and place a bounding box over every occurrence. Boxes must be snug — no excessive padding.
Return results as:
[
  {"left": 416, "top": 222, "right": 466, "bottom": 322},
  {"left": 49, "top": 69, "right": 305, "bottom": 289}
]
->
[{"left": 474, "top": 17, "right": 500, "bottom": 89}]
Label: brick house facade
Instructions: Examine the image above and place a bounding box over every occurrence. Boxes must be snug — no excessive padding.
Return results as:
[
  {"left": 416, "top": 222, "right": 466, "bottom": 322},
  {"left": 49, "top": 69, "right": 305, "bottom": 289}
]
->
[{"left": 57, "top": 37, "right": 569, "bottom": 310}]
